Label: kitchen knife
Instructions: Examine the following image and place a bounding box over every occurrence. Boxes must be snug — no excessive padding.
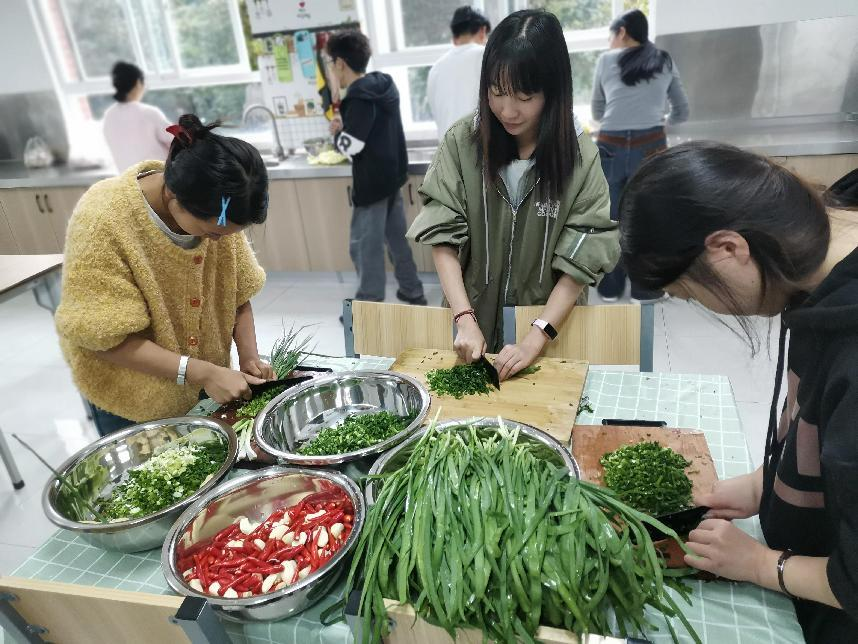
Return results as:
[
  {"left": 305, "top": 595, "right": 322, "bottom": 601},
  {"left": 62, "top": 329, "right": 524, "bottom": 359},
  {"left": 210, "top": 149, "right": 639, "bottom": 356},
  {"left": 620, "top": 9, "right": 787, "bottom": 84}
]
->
[
  {"left": 581, "top": 634, "right": 652, "bottom": 643},
  {"left": 647, "top": 505, "right": 710, "bottom": 540},
  {"left": 248, "top": 375, "right": 314, "bottom": 398},
  {"left": 478, "top": 354, "right": 501, "bottom": 389}
]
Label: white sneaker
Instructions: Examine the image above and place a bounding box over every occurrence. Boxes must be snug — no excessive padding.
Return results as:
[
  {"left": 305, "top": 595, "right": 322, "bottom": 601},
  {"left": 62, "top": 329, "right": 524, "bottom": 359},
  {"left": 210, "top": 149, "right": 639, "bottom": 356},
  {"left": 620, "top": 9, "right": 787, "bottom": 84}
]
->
[
  {"left": 631, "top": 293, "right": 669, "bottom": 305},
  {"left": 599, "top": 295, "right": 620, "bottom": 303}
]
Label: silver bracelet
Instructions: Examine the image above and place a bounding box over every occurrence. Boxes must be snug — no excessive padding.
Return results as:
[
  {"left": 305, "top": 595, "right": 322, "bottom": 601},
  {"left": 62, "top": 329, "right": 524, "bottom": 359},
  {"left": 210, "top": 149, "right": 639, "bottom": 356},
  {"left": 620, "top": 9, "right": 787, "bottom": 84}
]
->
[{"left": 177, "top": 355, "right": 190, "bottom": 385}]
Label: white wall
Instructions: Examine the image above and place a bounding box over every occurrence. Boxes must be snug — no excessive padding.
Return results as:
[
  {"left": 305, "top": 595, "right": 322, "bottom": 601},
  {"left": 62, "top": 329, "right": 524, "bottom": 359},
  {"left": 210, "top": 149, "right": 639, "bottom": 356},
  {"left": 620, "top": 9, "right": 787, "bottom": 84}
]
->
[
  {"left": 0, "top": 0, "right": 53, "bottom": 94},
  {"left": 653, "top": 0, "right": 858, "bottom": 35}
]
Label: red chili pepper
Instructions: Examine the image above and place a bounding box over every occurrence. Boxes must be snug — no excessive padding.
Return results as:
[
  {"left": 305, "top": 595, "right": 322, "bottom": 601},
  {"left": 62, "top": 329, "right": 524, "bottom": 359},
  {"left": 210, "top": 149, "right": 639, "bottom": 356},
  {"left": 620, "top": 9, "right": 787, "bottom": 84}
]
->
[
  {"left": 270, "top": 544, "right": 304, "bottom": 561},
  {"left": 224, "top": 572, "right": 251, "bottom": 590}
]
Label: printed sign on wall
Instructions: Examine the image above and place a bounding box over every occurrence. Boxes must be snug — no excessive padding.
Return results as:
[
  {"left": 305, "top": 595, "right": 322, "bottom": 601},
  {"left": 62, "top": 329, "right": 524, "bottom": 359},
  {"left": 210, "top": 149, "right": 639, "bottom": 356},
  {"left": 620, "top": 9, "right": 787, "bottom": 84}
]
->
[{"left": 247, "top": 0, "right": 358, "bottom": 36}]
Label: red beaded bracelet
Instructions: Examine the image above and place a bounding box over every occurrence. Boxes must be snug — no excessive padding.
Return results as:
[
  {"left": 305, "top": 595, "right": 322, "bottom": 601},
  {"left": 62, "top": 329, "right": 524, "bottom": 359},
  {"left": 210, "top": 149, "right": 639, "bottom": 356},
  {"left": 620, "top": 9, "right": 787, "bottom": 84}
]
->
[{"left": 453, "top": 309, "right": 477, "bottom": 324}]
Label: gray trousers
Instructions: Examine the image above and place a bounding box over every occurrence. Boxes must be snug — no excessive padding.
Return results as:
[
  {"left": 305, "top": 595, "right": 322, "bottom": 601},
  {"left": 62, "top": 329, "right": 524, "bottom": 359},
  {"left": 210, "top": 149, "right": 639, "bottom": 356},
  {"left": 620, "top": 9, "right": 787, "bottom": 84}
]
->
[{"left": 350, "top": 191, "right": 424, "bottom": 302}]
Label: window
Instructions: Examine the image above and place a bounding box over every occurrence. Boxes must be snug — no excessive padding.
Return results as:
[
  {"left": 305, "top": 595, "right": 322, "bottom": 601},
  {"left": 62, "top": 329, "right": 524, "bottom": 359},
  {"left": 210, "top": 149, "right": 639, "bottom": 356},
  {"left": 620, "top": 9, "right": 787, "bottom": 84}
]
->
[
  {"left": 524, "top": 0, "right": 612, "bottom": 32},
  {"left": 407, "top": 66, "right": 432, "bottom": 123},
  {"left": 87, "top": 82, "right": 262, "bottom": 124},
  {"left": 43, "top": 0, "right": 249, "bottom": 81},
  {"left": 366, "top": 1, "right": 630, "bottom": 137}
]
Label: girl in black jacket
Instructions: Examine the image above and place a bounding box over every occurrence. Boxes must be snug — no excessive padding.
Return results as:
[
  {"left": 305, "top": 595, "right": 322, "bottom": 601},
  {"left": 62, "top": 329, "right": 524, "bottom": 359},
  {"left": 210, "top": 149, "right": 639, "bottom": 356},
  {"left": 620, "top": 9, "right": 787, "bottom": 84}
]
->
[{"left": 620, "top": 141, "right": 858, "bottom": 643}]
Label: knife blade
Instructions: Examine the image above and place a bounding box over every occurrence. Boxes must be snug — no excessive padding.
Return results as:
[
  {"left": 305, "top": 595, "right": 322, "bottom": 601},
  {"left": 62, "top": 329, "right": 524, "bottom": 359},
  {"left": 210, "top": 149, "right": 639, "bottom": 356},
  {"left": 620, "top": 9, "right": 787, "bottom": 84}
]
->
[
  {"left": 248, "top": 375, "right": 314, "bottom": 398},
  {"left": 478, "top": 354, "right": 500, "bottom": 389},
  {"left": 647, "top": 505, "right": 710, "bottom": 540}
]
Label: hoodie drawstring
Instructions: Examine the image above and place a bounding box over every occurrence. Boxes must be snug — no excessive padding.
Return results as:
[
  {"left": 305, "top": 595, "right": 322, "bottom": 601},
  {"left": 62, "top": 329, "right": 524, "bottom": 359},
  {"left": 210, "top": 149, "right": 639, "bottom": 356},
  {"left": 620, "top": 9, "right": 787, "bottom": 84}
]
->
[
  {"left": 763, "top": 316, "right": 788, "bottom": 485},
  {"left": 539, "top": 214, "right": 549, "bottom": 283}
]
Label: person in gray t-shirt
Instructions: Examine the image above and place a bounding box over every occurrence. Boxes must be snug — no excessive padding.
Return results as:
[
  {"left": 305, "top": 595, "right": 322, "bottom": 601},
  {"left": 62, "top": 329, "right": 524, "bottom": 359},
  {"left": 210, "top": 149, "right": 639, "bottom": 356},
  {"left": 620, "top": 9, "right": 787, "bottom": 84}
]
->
[{"left": 591, "top": 9, "right": 689, "bottom": 302}]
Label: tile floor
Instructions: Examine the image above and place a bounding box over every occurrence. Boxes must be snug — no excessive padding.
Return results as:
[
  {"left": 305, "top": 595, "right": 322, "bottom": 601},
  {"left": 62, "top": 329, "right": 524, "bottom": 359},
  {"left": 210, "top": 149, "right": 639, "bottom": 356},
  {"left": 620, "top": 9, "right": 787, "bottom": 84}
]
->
[{"left": 0, "top": 271, "right": 781, "bottom": 574}]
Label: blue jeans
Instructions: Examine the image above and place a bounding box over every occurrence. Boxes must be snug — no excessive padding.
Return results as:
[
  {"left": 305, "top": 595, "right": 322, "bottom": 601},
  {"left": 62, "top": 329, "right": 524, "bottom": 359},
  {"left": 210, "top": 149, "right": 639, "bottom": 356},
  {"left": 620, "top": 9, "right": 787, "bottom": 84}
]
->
[
  {"left": 350, "top": 191, "right": 423, "bottom": 302},
  {"left": 89, "top": 403, "right": 135, "bottom": 437},
  {"left": 595, "top": 126, "right": 667, "bottom": 301}
]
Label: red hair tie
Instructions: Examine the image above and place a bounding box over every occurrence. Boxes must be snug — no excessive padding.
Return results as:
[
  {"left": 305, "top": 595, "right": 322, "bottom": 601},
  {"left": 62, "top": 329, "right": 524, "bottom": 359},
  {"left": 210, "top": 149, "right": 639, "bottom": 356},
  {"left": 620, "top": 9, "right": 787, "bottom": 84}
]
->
[{"left": 166, "top": 124, "right": 192, "bottom": 146}]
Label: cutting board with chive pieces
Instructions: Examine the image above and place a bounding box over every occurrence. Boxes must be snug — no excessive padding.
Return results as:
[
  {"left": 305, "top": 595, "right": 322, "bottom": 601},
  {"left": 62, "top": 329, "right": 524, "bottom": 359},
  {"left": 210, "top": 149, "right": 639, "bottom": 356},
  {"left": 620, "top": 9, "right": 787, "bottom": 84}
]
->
[
  {"left": 390, "top": 349, "right": 588, "bottom": 445},
  {"left": 570, "top": 425, "right": 718, "bottom": 499}
]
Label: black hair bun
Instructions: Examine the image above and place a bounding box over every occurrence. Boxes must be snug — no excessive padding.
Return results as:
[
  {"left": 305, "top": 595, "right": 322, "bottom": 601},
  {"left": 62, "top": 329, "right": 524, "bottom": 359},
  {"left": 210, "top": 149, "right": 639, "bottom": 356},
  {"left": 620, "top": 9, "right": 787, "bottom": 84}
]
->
[{"left": 178, "top": 113, "right": 220, "bottom": 142}]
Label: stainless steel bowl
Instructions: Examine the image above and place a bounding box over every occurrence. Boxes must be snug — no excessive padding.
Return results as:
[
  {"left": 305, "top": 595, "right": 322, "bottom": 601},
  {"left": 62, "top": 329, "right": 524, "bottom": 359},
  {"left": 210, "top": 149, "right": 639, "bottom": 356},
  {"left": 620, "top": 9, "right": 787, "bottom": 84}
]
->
[
  {"left": 42, "top": 417, "right": 237, "bottom": 552},
  {"left": 303, "top": 136, "right": 332, "bottom": 156},
  {"left": 162, "top": 467, "right": 364, "bottom": 622},
  {"left": 365, "top": 417, "right": 581, "bottom": 505},
  {"left": 253, "top": 371, "right": 430, "bottom": 466}
]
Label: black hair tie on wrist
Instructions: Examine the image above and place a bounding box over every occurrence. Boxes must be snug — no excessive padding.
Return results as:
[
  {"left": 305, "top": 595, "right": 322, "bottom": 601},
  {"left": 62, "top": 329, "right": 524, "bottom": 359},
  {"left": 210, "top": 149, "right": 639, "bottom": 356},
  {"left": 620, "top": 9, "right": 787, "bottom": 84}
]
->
[{"left": 777, "top": 550, "right": 798, "bottom": 600}]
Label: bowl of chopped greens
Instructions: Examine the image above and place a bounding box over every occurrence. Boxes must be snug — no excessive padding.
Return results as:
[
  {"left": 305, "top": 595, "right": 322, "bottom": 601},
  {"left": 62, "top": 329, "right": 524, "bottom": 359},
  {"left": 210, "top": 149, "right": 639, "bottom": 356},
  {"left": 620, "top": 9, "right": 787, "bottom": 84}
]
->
[
  {"left": 42, "top": 417, "right": 237, "bottom": 552},
  {"left": 253, "top": 371, "right": 430, "bottom": 467}
]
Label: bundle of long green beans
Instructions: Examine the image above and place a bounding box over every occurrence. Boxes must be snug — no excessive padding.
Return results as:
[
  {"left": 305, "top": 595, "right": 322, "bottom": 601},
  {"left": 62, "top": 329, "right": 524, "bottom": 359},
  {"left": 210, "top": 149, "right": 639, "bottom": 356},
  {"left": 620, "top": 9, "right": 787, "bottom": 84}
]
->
[{"left": 346, "top": 422, "right": 701, "bottom": 644}]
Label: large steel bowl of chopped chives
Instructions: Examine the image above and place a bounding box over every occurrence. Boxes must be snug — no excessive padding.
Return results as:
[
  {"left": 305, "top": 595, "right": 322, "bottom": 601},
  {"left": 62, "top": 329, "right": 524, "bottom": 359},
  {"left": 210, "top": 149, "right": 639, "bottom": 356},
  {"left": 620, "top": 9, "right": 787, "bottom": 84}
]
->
[
  {"left": 42, "top": 416, "right": 237, "bottom": 552},
  {"left": 252, "top": 371, "right": 430, "bottom": 467}
]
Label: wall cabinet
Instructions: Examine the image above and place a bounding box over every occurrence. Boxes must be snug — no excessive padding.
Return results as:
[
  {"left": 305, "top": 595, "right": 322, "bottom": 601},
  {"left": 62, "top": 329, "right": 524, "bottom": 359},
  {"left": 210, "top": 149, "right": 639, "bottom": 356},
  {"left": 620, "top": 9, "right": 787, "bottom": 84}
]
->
[{"left": 0, "top": 198, "right": 19, "bottom": 253}]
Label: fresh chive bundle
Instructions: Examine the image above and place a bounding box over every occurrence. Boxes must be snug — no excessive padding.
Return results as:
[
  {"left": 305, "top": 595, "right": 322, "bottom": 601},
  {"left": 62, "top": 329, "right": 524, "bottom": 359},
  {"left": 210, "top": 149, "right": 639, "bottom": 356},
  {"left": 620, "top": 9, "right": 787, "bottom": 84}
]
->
[
  {"left": 346, "top": 422, "right": 700, "bottom": 644},
  {"left": 600, "top": 441, "right": 694, "bottom": 516}
]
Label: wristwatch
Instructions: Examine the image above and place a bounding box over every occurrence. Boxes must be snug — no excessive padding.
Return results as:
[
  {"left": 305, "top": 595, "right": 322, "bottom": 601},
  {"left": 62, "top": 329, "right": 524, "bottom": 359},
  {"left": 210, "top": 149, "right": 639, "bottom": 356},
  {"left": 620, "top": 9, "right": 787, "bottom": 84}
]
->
[{"left": 532, "top": 318, "right": 558, "bottom": 341}]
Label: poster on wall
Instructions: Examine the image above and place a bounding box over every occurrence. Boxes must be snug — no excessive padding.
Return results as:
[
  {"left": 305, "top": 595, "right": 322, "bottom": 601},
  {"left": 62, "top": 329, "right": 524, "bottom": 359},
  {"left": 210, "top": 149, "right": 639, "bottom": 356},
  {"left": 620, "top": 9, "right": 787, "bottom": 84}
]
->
[{"left": 247, "top": 0, "right": 359, "bottom": 36}]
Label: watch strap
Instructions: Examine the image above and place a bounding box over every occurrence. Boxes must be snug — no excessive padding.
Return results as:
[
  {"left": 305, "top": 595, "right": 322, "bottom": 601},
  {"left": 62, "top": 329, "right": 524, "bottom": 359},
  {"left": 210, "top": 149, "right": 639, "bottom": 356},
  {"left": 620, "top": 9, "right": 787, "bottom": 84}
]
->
[{"left": 177, "top": 355, "right": 190, "bottom": 386}]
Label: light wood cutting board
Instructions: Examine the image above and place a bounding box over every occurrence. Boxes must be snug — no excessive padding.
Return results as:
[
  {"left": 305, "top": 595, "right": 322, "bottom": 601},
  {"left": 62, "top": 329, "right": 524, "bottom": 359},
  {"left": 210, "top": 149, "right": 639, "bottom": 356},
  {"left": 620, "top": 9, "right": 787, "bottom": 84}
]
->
[
  {"left": 571, "top": 425, "right": 718, "bottom": 499},
  {"left": 390, "top": 349, "right": 588, "bottom": 444}
]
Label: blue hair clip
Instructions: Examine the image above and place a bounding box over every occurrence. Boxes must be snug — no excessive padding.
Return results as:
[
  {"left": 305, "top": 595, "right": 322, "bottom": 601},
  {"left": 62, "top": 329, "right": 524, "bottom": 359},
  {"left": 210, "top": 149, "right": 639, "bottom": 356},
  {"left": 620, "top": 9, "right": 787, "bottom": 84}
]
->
[{"left": 218, "top": 196, "right": 230, "bottom": 227}]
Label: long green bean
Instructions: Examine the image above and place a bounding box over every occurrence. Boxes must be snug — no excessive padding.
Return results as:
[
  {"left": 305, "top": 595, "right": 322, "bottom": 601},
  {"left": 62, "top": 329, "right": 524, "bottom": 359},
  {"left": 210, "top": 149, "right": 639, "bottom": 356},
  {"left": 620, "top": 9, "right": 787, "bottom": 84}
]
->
[{"left": 346, "top": 421, "right": 701, "bottom": 644}]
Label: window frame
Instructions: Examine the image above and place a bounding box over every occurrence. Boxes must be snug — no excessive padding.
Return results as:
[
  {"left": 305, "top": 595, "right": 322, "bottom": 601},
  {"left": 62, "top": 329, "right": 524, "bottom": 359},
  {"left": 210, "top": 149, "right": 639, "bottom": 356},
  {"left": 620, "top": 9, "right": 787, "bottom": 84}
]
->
[
  {"left": 35, "top": 0, "right": 256, "bottom": 102},
  {"left": 367, "top": 0, "right": 624, "bottom": 132}
]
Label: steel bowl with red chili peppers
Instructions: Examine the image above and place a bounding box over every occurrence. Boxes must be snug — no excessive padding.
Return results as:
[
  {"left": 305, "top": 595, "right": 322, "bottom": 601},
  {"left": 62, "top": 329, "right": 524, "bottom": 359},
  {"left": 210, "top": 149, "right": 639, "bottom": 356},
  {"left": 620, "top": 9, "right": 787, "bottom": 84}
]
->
[
  {"left": 176, "top": 488, "right": 355, "bottom": 599},
  {"left": 162, "top": 467, "right": 365, "bottom": 621}
]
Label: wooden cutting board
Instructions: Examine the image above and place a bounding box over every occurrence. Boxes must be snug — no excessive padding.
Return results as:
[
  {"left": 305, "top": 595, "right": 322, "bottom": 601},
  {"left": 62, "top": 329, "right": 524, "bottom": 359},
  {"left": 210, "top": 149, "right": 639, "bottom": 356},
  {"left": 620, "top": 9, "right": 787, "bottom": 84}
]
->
[
  {"left": 571, "top": 425, "right": 718, "bottom": 499},
  {"left": 390, "top": 349, "right": 588, "bottom": 444}
]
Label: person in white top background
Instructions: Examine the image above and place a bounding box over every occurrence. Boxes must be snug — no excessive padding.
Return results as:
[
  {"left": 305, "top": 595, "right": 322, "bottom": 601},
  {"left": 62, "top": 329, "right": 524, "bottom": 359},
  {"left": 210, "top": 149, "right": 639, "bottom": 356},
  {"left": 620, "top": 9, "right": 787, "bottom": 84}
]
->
[
  {"left": 102, "top": 61, "right": 174, "bottom": 172},
  {"left": 427, "top": 6, "right": 491, "bottom": 137}
]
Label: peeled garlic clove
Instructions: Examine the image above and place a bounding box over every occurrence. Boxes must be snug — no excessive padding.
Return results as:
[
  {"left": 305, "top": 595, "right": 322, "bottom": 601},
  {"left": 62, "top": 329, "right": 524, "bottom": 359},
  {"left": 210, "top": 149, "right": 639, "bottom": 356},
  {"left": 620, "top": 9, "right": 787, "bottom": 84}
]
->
[
  {"left": 254, "top": 538, "right": 266, "bottom": 550},
  {"left": 239, "top": 517, "right": 254, "bottom": 535},
  {"left": 208, "top": 581, "right": 221, "bottom": 595},
  {"left": 223, "top": 588, "right": 239, "bottom": 599},
  {"left": 316, "top": 527, "right": 329, "bottom": 547},
  {"left": 269, "top": 524, "right": 288, "bottom": 541},
  {"left": 261, "top": 573, "right": 280, "bottom": 593},
  {"left": 282, "top": 560, "right": 298, "bottom": 583},
  {"left": 291, "top": 532, "right": 308, "bottom": 547},
  {"left": 241, "top": 591, "right": 253, "bottom": 598},
  {"left": 227, "top": 540, "right": 244, "bottom": 548},
  {"left": 329, "top": 522, "right": 345, "bottom": 539},
  {"left": 182, "top": 568, "right": 194, "bottom": 578},
  {"left": 298, "top": 566, "right": 312, "bottom": 580},
  {"left": 189, "top": 578, "right": 203, "bottom": 592},
  {"left": 274, "top": 581, "right": 287, "bottom": 591},
  {"left": 282, "top": 531, "right": 295, "bottom": 544}
]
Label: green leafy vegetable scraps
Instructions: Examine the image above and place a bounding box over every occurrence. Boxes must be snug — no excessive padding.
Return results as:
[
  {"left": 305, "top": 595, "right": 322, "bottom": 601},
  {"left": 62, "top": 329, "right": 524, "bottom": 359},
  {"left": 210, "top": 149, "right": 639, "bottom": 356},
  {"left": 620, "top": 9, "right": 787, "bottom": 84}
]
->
[
  {"left": 600, "top": 441, "right": 693, "bottom": 516},
  {"left": 298, "top": 411, "right": 411, "bottom": 456},
  {"left": 425, "top": 363, "right": 493, "bottom": 399},
  {"left": 98, "top": 439, "right": 227, "bottom": 520}
]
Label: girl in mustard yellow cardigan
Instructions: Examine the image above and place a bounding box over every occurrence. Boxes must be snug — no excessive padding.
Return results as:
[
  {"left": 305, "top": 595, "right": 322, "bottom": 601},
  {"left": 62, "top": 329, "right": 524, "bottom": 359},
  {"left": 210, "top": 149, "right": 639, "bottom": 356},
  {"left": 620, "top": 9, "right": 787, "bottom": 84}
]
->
[{"left": 56, "top": 114, "right": 272, "bottom": 435}]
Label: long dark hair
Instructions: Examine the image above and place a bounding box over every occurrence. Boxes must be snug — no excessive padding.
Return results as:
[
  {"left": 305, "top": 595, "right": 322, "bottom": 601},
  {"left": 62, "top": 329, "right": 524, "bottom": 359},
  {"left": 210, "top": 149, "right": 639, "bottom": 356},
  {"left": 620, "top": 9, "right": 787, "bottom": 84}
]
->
[
  {"left": 164, "top": 114, "right": 269, "bottom": 226},
  {"left": 620, "top": 141, "right": 829, "bottom": 343},
  {"left": 475, "top": 9, "right": 579, "bottom": 201},
  {"left": 111, "top": 61, "right": 143, "bottom": 102},
  {"left": 610, "top": 10, "right": 672, "bottom": 86}
]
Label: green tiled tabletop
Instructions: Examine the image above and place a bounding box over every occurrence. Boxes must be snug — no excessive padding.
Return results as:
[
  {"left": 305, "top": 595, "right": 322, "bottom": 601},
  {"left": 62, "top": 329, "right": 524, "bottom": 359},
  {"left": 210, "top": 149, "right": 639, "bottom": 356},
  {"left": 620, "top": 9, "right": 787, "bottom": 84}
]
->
[{"left": 3, "top": 361, "right": 803, "bottom": 644}]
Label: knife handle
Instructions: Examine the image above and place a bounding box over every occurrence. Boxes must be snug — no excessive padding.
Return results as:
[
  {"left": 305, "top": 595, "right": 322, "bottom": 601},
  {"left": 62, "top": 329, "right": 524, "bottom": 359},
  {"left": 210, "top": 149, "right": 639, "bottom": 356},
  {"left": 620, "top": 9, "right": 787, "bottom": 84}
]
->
[{"left": 602, "top": 418, "right": 667, "bottom": 427}]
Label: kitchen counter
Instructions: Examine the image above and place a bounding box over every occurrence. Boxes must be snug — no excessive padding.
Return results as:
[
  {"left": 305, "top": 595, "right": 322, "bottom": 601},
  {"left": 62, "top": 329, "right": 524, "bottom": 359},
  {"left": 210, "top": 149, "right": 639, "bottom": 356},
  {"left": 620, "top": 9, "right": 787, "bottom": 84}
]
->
[{"left": 0, "top": 150, "right": 436, "bottom": 190}]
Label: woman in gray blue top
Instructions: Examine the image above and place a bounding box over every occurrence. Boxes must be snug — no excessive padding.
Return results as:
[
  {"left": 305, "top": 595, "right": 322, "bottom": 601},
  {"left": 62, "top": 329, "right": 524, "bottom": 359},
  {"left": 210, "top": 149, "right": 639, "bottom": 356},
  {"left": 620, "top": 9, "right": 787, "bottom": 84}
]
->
[{"left": 591, "top": 9, "right": 689, "bottom": 301}]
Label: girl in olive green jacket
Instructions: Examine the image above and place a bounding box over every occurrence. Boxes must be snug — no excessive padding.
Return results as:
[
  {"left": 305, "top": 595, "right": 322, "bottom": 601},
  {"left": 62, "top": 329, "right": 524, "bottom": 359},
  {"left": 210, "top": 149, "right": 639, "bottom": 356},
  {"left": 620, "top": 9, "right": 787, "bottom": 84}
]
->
[{"left": 408, "top": 9, "right": 619, "bottom": 379}]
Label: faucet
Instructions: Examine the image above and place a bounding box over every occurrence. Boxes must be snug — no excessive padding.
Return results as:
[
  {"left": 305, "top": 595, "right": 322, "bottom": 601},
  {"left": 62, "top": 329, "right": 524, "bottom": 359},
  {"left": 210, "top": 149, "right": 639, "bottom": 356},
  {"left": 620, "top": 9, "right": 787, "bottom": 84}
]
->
[{"left": 242, "top": 104, "right": 286, "bottom": 161}]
